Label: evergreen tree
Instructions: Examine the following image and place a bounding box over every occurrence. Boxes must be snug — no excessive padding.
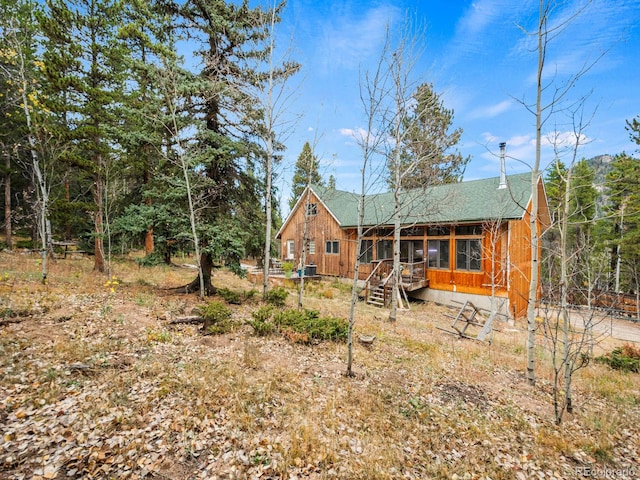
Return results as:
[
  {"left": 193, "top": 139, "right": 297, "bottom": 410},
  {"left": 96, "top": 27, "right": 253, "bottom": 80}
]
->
[
  {"left": 38, "top": 0, "right": 130, "bottom": 273},
  {"left": 627, "top": 116, "right": 640, "bottom": 146},
  {"left": 289, "top": 141, "right": 322, "bottom": 210},
  {"left": 1, "top": 0, "right": 59, "bottom": 280},
  {"left": 118, "top": 0, "right": 178, "bottom": 256},
  {"left": 388, "top": 82, "right": 469, "bottom": 190},
  {"left": 168, "top": 0, "right": 285, "bottom": 293},
  {"left": 605, "top": 153, "right": 640, "bottom": 293},
  {"left": 544, "top": 159, "right": 597, "bottom": 295}
]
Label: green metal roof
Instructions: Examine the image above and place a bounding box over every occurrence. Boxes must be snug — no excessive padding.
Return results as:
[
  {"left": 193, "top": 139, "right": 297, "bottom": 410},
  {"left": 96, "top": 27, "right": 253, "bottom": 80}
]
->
[{"left": 312, "top": 173, "right": 533, "bottom": 227}]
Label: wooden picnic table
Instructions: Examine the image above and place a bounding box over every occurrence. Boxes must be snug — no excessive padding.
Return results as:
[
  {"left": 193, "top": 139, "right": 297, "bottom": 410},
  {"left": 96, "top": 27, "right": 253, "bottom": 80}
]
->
[{"left": 52, "top": 241, "right": 83, "bottom": 259}]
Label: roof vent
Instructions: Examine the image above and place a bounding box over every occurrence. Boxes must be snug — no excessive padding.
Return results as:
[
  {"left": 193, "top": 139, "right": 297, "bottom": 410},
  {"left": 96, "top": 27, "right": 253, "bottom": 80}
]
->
[{"left": 498, "top": 142, "right": 507, "bottom": 189}]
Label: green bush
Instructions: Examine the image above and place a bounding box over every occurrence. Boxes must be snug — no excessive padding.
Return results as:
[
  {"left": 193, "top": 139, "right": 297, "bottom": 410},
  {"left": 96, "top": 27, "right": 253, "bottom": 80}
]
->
[
  {"left": 217, "top": 287, "right": 259, "bottom": 305},
  {"left": 198, "top": 301, "right": 234, "bottom": 335},
  {"left": 247, "top": 306, "right": 276, "bottom": 336},
  {"left": 244, "top": 289, "right": 258, "bottom": 301},
  {"left": 247, "top": 318, "right": 276, "bottom": 336},
  {"left": 596, "top": 344, "right": 640, "bottom": 373},
  {"left": 274, "top": 308, "right": 348, "bottom": 343},
  {"left": 217, "top": 287, "right": 243, "bottom": 304},
  {"left": 246, "top": 306, "right": 347, "bottom": 343},
  {"left": 136, "top": 251, "right": 165, "bottom": 267},
  {"left": 251, "top": 305, "right": 275, "bottom": 323},
  {"left": 266, "top": 287, "right": 288, "bottom": 307}
]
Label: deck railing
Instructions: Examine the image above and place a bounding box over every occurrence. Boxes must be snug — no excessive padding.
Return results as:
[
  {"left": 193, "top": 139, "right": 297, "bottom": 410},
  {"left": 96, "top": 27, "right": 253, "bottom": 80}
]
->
[{"left": 365, "top": 259, "right": 429, "bottom": 305}]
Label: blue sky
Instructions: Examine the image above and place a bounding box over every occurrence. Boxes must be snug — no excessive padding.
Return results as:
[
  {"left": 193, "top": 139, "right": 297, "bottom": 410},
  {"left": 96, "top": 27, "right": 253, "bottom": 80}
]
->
[{"left": 265, "top": 0, "right": 640, "bottom": 213}]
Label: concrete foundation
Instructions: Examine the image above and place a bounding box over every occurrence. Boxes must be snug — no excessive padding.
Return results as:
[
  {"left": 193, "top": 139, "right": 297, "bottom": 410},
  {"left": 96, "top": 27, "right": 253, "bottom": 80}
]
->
[{"left": 409, "top": 288, "right": 510, "bottom": 318}]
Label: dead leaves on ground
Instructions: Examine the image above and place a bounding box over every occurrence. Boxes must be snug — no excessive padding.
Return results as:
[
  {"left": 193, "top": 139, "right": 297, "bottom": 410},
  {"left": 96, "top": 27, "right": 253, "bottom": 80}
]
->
[{"left": 1, "top": 257, "right": 639, "bottom": 479}]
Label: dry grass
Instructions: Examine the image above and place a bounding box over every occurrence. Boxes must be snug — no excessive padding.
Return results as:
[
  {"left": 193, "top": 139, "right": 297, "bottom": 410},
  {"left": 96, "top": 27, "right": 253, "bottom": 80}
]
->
[{"left": 0, "top": 251, "right": 639, "bottom": 479}]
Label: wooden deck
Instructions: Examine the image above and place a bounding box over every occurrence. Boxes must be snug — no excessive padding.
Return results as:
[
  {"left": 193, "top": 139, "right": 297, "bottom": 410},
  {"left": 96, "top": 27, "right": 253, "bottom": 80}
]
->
[{"left": 365, "top": 259, "right": 429, "bottom": 307}]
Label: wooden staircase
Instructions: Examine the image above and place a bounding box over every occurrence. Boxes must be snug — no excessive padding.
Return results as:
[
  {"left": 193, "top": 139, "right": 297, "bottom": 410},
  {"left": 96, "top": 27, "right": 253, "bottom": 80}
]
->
[
  {"left": 364, "top": 259, "right": 429, "bottom": 308},
  {"left": 367, "top": 284, "right": 387, "bottom": 307}
]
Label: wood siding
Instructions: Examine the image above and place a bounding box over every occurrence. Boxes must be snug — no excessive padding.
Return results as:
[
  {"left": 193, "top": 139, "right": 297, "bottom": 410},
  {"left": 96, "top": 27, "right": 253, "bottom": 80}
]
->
[
  {"left": 278, "top": 192, "right": 350, "bottom": 276},
  {"left": 508, "top": 217, "right": 532, "bottom": 318},
  {"left": 278, "top": 182, "right": 547, "bottom": 319}
]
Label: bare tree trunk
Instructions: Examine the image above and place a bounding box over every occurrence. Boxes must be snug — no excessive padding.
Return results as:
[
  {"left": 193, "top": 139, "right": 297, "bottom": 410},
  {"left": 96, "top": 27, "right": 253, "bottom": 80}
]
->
[
  {"left": 64, "top": 175, "right": 71, "bottom": 240},
  {"left": 4, "top": 151, "right": 11, "bottom": 250},
  {"left": 93, "top": 153, "right": 106, "bottom": 273},
  {"left": 262, "top": 6, "right": 275, "bottom": 301},
  {"left": 144, "top": 162, "right": 154, "bottom": 255},
  {"left": 145, "top": 228, "right": 154, "bottom": 255},
  {"left": 389, "top": 197, "right": 400, "bottom": 321},
  {"left": 347, "top": 34, "right": 389, "bottom": 377},
  {"left": 526, "top": 0, "right": 547, "bottom": 387},
  {"left": 263, "top": 146, "right": 272, "bottom": 299},
  {"left": 347, "top": 193, "right": 365, "bottom": 377},
  {"left": 182, "top": 159, "right": 204, "bottom": 299},
  {"left": 297, "top": 187, "right": 311, "bottom": 309},
  {"left": 559, "top": 164, "right": 572, "bottom": 418}
]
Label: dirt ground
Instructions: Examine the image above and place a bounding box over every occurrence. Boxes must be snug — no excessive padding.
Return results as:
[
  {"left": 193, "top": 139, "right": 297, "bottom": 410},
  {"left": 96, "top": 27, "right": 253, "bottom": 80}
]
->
[{"left": 0, "top": 251, "right": 639, "bottom": 479}]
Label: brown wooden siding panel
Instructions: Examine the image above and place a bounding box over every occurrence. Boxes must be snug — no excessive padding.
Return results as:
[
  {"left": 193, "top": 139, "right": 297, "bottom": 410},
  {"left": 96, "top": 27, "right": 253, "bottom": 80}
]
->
[
  {"left": 427, "top": 225, "right": 508, "bottom": 297},
  {"left": 508, "top": 218, "right": 531, "bottom": 318},
  {"left": 279, "top": 192, "right": 350, "bottom": 276}
]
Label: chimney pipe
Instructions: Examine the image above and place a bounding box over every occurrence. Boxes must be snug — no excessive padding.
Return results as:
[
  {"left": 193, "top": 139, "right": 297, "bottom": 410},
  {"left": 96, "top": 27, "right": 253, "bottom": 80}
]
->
[{"left": 498, "top": 142, "right": 507, "bottom": 189}]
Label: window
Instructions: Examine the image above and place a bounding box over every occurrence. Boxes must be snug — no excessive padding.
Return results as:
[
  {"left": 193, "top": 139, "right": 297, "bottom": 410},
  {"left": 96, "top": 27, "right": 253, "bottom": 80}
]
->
[
  {"left": 427, "top": 226, "right": 450, "bottom": 236},
  {"left": 376, "top": 240, "right": 392, "bottom": 260},
  {"left": 455, "top": 225, "right": 482, "bottom": 236},
  {"left": 359, "top": 240, "right": 373, "bottom": 263},
  {"left": 400, "top": 240, "right": 424, "bottom": 263},
  {"left": 427, "top": 239, "right": 449, "bottom": 269},
  {"left": 401, "top": 226, "right": 425, "bottom": 236},
  {"left": 308, "top": 240, "right": 316, "bottom": 255},
  {"left": 306, "top": 203, "right": 317, "bottom": 216},
  {"left": 325, "top": 240, "right": 339, "bottom": 254},
  {"left": 456, "top": 239, "right": 482, "bottom": 271}
]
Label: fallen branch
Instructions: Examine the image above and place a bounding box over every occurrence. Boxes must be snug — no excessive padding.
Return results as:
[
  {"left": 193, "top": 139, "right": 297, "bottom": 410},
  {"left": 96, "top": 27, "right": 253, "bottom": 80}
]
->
[
  {"left": 169, "top": 316, "right": 203, "bottom": 325},
  {"left": 0, "top": 317, "right": 24, "bottom": 327}
]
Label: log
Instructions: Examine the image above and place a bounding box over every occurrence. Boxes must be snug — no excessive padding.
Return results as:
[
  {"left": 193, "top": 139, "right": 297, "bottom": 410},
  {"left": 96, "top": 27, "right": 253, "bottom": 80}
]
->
[{"left": 168, "top": 315, "right": 203, "bottom": 325}]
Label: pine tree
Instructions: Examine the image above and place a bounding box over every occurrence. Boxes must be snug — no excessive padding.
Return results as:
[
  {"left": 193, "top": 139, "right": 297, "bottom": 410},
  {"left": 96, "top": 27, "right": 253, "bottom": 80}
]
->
[
  {"left": 289, "top": 141, "right": 322, "bottom": 210},
  {"left": 388, "top": 82, "right": 469, "bottom": 190},
  {"left": 605, "top": 153, "right": 640, "bottom": 293},
  {"left": 118, "top": 0, "right": 178, "bottom": 256},
  {"left": 38, "top": 0, "right": 130, "bottom": 273},
  {"left": 627, "top": 116, "right": 640, "bottom": 146},
  {"left": 170, "top": 0, "right": 285, "bottom": 293}
]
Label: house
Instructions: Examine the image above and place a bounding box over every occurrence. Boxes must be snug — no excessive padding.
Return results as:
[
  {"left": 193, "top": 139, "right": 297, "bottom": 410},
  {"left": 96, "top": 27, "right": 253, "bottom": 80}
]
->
[{"left": 276, "top": 173, "right": 550, "bottom": 319}]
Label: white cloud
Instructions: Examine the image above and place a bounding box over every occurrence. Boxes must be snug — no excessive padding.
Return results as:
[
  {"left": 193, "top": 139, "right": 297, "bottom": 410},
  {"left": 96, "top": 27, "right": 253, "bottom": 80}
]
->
[
  {"left": 508, "top": 135, "right": 533, "bottom": 147},
  {"left": 468, "top": 100, "right": 513, "bottom": 120},
  {"left": 319, "top": 4, "right": 401, "bottom": 71},
  {"left": 339, "top": 127, "right": 380, "bottom": 145},
  {"left": 542, "top": 130, "right": 591, "bottom": 149}
]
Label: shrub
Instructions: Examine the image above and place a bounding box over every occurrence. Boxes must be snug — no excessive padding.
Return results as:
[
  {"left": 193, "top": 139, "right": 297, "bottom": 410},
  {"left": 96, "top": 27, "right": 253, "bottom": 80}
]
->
[
  {"left": 266, "top": 287, "right": 288, "bottom": 307},
  {"left": 244, "top": 289, "right": 258, "bottom": 301},
  {"left": 247, "top": 306, "right": 276, "bottom": 336},
  {"left": 198, "top": 301, "right": 234, "bottom": 335},
  {"left": 136, "top": 252, "right": 165, "bottom": 267},
  {"left": 596, "top": 343, "right": 640, "bottom": 373},
  {"left": 282, "top": 262, "right": 294, "bottom": 274},
  {"left": 218, "top": 287, "right": 259, "bottom": 305},
  {"left": 217, "top": 287, "right": 243, "bottom": 305},
  {"left": 248, "top": 318, "right": 276, "bottom": 337},
  {"left": 274, "top": 308, "right": 348, "bottom": 343}
]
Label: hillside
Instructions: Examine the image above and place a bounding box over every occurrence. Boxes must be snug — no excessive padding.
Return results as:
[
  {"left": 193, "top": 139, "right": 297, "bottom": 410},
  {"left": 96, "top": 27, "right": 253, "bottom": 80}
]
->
[{"left": 0, "top": 251, "right": 639, "bottom": 479}]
